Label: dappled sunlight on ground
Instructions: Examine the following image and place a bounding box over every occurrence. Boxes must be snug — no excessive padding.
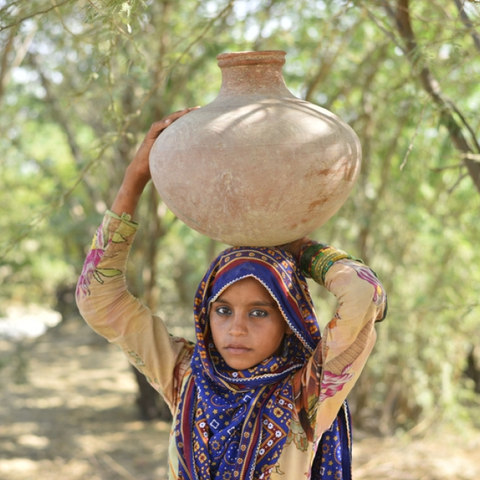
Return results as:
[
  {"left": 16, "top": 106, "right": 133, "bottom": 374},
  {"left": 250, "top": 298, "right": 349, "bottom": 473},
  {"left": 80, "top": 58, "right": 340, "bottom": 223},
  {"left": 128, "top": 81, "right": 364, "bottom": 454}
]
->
[
  {"left": 353, "top": 431, "right": 480, "bottom": 479},
  {"left": 0, "top": 305, "right": 62, "bottom": 339},
  {"left": 1, "top": 318, "right": 479, "bottom": 479},
  {"left": 0, "top": 320, "right": 170, "bottom": 480}
]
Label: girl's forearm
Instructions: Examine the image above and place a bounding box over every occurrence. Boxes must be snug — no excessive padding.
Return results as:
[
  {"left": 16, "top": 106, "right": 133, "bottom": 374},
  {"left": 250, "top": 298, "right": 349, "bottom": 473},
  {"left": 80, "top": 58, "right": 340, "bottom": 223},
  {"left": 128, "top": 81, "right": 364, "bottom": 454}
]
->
[{"left": 110, "top": 166, "right": 150, "bottom": 218}]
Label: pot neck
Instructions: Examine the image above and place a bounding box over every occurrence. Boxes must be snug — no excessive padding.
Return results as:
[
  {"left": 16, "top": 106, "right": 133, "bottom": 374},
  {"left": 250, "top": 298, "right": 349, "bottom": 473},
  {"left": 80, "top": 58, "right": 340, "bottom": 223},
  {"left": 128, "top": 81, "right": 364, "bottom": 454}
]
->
[{"left": 216, "top": 51, "right": 293, "bottom": 97}]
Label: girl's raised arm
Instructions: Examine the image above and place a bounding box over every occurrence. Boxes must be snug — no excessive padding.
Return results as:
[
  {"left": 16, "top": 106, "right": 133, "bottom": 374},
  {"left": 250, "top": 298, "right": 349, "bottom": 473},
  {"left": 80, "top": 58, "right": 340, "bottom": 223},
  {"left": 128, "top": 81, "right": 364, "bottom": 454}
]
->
[
  {"left": 76, "top": 108, "right": 199, "bottom": 410},
  {"left": 285, "top": 238, "right": 387, "bottom": 439}
]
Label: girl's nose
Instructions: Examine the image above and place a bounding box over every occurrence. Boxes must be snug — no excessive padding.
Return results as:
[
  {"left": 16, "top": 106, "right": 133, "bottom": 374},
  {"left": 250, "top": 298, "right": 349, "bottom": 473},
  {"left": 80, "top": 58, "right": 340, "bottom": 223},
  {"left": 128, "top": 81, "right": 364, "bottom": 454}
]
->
[{"left": 228, "top": 313, "right": 247, "bottom": 335}]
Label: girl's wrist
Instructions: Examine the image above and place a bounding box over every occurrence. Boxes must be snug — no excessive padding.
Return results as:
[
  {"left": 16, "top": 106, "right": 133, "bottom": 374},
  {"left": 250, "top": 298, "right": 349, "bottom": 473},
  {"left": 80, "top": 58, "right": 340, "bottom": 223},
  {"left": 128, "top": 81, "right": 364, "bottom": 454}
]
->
[
  {"left": 124, "top": 163, "right": 151, "bottom": 189},
  {"left": 298, "top": 242, "right": 322, "bottom": 277},
  {"left": 299, "top": 243, "right": 355, "bottom": 286},
  {"left": 110, "top": 174, "right": 148, "bottom": 218}
]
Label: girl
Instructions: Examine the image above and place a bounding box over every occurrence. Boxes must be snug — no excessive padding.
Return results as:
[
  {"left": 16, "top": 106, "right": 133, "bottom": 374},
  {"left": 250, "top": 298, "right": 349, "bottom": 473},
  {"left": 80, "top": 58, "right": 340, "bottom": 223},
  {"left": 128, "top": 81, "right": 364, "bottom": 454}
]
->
[{"left": 76, "top": 108, "right": 387, "bottom": 480}]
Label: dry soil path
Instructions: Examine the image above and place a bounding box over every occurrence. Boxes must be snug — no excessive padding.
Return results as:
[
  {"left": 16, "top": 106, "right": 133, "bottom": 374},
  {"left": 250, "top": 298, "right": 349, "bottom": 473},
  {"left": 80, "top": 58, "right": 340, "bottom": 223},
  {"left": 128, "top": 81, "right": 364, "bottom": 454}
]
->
[{"left": 1, "top": 319, "right": 479, "bottom": 480}]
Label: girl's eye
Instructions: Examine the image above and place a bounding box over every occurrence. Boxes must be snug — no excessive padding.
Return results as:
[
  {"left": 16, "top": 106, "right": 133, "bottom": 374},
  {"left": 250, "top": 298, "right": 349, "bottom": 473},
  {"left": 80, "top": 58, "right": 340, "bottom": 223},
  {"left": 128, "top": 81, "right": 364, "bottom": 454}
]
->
[
  {"left": 250, "top": 309, "right": 268, "bottom": 318},
  {"left": 215, "top": 306, "right": 231, "bottom": 315}
]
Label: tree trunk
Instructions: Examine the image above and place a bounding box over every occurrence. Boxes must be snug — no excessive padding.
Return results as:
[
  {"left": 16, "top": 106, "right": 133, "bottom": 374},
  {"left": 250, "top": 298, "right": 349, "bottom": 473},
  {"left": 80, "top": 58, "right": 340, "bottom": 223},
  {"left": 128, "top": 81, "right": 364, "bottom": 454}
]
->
[
  {"left": 465, "top": 345, "right": 480, "bottom": 394},
  {"left": 131, "top": 366, "right": 172, "bottom": 421}
]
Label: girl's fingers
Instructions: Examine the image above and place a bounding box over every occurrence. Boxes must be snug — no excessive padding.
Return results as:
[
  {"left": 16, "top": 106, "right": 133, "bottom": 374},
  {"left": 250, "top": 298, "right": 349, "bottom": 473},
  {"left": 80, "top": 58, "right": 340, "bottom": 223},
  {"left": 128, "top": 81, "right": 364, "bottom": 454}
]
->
[{"left": 146, "top": 107, "right": 201, "bottom": 140}]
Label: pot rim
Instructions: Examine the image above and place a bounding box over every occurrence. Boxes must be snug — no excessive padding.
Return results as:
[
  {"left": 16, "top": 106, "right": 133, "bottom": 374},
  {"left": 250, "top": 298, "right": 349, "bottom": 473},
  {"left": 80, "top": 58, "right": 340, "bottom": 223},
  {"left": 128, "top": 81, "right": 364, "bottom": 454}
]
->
[{"left": 217, "top": 50, "right": 286, "bottom": 68}]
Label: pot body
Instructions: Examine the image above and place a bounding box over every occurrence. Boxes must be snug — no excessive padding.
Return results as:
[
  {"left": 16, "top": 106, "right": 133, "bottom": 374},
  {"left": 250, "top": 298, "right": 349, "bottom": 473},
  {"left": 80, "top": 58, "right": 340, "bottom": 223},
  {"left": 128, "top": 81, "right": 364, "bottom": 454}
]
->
[{"left": 150, "top": 51, "right": 361, "bottom": 246}]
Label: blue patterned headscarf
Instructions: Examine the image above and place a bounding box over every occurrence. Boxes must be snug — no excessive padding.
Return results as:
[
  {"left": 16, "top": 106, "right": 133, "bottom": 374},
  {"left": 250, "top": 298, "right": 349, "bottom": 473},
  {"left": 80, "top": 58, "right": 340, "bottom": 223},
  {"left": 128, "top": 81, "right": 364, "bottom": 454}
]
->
[{"left": 174, "top": 246, "right": 351, "bottom": 480}]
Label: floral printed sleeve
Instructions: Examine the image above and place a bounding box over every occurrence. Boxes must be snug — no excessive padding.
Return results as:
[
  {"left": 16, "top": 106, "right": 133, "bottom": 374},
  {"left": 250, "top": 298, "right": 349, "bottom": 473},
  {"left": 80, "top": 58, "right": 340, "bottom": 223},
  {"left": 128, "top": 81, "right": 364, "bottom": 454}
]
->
[
  {"left": 76, "top": 211, "right": 194, "bottom": 412},
  {"left": 292, "top": 244, "right": 387, "bottom": 443}
]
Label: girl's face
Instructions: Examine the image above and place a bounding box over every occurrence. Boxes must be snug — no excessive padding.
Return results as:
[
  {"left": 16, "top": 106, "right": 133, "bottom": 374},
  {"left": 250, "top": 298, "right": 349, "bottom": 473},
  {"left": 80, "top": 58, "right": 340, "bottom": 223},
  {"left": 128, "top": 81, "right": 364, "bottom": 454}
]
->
[{"left": 209, "top": 277, "right": 292, "bottom": 370}]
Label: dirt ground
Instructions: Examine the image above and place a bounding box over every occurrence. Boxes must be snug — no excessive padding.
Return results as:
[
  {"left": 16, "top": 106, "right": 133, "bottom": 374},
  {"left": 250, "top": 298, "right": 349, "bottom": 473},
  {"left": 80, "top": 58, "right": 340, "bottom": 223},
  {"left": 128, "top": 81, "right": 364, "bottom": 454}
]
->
[{"left": 1, "top": 319, "right": 479, "bottom": 480}]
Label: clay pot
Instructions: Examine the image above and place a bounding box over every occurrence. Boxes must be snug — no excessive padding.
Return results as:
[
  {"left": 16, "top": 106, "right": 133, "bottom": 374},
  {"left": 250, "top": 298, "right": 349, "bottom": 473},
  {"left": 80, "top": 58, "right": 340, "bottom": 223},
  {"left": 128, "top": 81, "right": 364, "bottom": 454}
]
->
[{"left": 150, "top": 50, "right": 361, "bottom": 246}]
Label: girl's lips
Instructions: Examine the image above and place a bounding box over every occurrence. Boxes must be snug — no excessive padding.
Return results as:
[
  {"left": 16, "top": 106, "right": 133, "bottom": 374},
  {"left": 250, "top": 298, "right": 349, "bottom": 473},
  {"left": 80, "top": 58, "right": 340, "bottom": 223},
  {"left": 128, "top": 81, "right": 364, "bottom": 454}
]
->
[{"left": 224, "top": 345, "right": 251, "bottom": 354}]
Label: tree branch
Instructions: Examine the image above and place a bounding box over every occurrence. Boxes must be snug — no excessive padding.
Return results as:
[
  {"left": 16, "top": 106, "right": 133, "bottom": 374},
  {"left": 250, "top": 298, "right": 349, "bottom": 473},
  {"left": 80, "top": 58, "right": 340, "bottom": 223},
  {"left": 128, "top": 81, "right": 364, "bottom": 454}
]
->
[
  {"left": 135, "top": 0, "right": 235, "bottom": 114},
  {"left": 0, "top": 25, "right": 16, "bottom": 103},
  {"left": 462, "top": 152, "right": 480, "bottom": 161},
  {"left": 304, "top": 14, "right": 362, "bottom": 103},
  {"left": 28, "top": 52, "right": 103, "bottom": 208},
  {"left": 453, "top": 0, "right": 480, "bottom": 53},
  {"left": 0, "top": 0, "right": 75, "bottom": 32},
  {"left": 387, "top": 0, "right": 480, "bottom": 193},
  {"left": 0, "top": 143, "right": 108, "bottom": 261},
  {"left": 0, "top": 21, "right": 38, "bottom": 105}
]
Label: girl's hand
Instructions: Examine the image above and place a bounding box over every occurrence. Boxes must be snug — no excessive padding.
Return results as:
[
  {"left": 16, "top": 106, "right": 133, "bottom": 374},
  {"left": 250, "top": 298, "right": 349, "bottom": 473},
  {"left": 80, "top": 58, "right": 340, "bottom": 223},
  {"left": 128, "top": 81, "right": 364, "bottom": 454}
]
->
[
  {"left": 128, "top": 107, "right": 200, "bottom": 186},
  {"left": 111, "top": 107, "right": 200, "bottom": 217},
  {"left": 280, "top": 236, "right": 313, "bottom": 263}
]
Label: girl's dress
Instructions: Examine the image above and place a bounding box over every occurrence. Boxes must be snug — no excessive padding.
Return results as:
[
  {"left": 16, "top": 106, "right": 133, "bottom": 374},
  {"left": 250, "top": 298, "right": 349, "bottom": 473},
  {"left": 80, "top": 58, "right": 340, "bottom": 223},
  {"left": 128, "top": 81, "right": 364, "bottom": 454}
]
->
[{"left": 76, "top": 211, "right": 387, "bottom": 480}]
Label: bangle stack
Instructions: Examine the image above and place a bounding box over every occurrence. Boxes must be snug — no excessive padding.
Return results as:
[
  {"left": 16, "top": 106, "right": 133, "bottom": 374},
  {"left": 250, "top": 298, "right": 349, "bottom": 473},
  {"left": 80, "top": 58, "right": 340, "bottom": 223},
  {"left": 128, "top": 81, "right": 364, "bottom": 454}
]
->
[{"left": 299, "top": 243, "right": 358, "bottom": 286}]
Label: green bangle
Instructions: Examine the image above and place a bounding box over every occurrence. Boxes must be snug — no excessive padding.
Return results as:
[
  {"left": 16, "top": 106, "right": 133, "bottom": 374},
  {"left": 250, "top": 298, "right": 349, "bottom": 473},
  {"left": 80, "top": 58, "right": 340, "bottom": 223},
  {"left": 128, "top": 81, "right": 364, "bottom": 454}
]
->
[
  {"left": 300, "top": 243, "right": 361, "bottom": 286},
  {"left": 311, "top": 246, "right": 351, "bottom": 286},
  {"left": 299, "top": 242, "right": 326, "bottom": 277}
]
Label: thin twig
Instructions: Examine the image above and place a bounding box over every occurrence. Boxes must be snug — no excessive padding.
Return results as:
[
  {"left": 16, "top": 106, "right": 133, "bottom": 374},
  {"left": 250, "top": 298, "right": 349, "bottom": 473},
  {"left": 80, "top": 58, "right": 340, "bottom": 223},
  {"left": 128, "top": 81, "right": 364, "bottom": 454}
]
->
[
  {"left": 447, "top": 172, "right": 468, "bottom": 193},
  {"left": 0, "top": 0, "right": 75, "bottom": 32},
  {"left": 135, "top": 0, "right": 236, "bottom": 114},
  {"left": 0, "top": 143, "right": 109, "bottom": 261},
  {"left": 0, "top": 0, "right": 23, "bottom": 16},
  {"left": 304, "top": 13, "right": 363, "bottom": 102},
  {"left": 400, "top": 99, "right": 428, "bottom": 170},
  {"left": 380, "top": 0, "right": 480, "bottom": 192},
  {"left": 448, "top": 98, "right": 480, "bottom": 153},
  {"left": 365, "top": 5, "right": 404, "bottom": 52},
  {"left": 50, "top": 0, "right": 80, "bottom": 37},
  {"left": 85, "top": 0, "right": 138, "bottom": 48},
  {"left": 431, "top": 163, "right": 464, "bottom": 172},
  {"left": 452, "top": 0, "right": 480, "bottom": 52},
  {"left": 0, "top": 25, "right": 16, "bottom": 102},
  {"left": 0, "top": 24, "right": 38, "bottom": 106}
]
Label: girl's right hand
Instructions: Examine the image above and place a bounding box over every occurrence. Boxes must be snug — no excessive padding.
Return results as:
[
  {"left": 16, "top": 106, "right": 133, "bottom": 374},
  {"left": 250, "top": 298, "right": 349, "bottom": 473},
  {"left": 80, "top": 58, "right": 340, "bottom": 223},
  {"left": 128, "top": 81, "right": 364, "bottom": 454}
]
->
[
  {"left": 128, "top": 107, "right": 201, "bottom": 187},
  {"left": 111, "top": 107, "right": 200, "bottom": 217},
  {"left": 280, "top": 237, "right": 313, "bottom": 263}
]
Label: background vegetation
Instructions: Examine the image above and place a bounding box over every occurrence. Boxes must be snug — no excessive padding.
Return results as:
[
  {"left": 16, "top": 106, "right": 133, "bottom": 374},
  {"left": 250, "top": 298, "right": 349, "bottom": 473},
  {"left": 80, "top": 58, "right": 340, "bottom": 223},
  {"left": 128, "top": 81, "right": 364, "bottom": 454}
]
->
[{"left": 1, "top": 0, "right": 480, "bottom": 435}]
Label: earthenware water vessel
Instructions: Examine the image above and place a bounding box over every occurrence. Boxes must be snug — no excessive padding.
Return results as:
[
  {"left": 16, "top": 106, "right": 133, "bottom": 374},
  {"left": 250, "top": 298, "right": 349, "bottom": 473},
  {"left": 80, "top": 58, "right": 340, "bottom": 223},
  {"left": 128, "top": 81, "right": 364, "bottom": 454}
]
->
[{"left": 150, "top": 50, "right": 361, "bottom": 246}]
